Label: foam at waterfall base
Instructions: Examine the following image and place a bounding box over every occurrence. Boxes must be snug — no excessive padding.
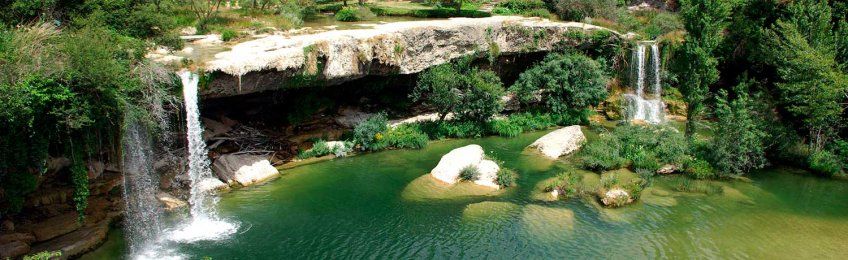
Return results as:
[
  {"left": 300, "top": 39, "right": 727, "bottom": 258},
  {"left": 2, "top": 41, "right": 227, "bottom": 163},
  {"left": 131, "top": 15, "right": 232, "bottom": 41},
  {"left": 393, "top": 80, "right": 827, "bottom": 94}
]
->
[
  {"left": 167, "top": 216, "right": 239, "bottom": 243},
  {"left": 623, "top": 94, "right": 664, "bottom": 124}
]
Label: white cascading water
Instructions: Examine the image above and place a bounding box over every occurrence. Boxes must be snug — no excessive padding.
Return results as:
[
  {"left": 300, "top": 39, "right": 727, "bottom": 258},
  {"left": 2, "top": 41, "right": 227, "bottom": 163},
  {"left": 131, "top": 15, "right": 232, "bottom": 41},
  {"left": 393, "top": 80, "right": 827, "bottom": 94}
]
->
[
  {"left": 623, "top": 42, "right": 664, "bottom": 124},
  {"left": 121, "top": 121, "right": 164, "bottom": 256},
  {"left": 166, "top": 71, "right": 237, "bottom": 243}
]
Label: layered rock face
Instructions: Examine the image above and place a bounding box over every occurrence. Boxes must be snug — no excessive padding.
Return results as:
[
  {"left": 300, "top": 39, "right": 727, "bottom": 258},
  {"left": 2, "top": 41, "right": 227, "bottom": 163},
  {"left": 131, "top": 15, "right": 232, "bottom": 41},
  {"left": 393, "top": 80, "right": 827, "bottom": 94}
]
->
[
  {"left": 202, "top": 16, "right": 615, "bottom": 98},
  {"left": 528, "top": 126, "right": 586, "bottom": 159}
]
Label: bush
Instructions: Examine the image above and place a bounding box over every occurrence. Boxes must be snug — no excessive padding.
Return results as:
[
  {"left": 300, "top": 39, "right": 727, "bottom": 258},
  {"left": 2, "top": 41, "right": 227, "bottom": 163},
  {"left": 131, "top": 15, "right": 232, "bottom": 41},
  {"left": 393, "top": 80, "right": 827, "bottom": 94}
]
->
[
  {"left": 578, "top": 125, "right": 689, "bottom": 173},
  {"left": 459, "top": 165, "right": 480, "bottom": 181},
  {"left": 221, "top": 29, "right": 238, "bottom": 42},
  {"left": 494, "top": 0, "right": 551, "bottom": 18},
  {"left": 496, "top": 168, "right": 518, "bottom": 187},
  {"left": 488, "top": 119, "right": 523, "bottom": 137},
  {"left": 709, "top": 84, "right": 768, "bottom": 177},
  {"left": 553, "top": 0, "right": 618, "bottom": 21},
  {"left": 685, "top": 158, "right": 717, "bottom": 180},
  {"left": 579, "top": 135, "right": 627, "bottom": 171},
  {"left": 510, "top": 52, "right": 608, "bottom": 121},
  {"left": 808, "top": 150, "right": 844, "bottom": 176},
  {"left": 383, "top": 124, "right": 430, "bottom": 149},
  {"left": 353, "top": 113, "right": 388, "bottom": 151},
  {"left": 418, "top": 120, "right": 486, "bottom": 139},
  {"left": 413, "top": 58, "right": 505, "bottom": 124},
  {"left": 297, "top": 139, "right": 353, "bottom": 159},
  {"left": 335, "top": 6, "right": 374, "bottom": 22},
  {"left": 545, "top": 171, "right": 584, "bottom": 198}
]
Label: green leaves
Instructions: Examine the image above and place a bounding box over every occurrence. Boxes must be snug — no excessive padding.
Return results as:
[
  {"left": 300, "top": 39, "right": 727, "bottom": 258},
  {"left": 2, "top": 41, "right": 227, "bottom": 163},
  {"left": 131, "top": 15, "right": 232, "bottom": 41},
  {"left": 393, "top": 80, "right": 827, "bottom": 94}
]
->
[
  {"left": 412, "top": 60, "right": 505, "bottom": 123},
  {"left": 509, "top": 52, "right": 608, "bottom": 118}
]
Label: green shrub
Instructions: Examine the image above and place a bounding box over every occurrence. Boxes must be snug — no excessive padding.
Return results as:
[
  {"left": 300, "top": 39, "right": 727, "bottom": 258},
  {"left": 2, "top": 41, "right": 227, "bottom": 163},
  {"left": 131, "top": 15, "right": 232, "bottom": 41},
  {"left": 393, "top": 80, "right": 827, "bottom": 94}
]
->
[
  {"left": 553, "top": 0, "right": 618, "bottom": 21},
  {"left": 412, "top": 58, "right": 505, "bottom": 124},
  {"left": 631, "top": 150, "right": 660, "bottom": 172},
  {"left": 709, "top": 84, "right": 768, "bottom": 177},
  {"left": 496, "top": 168, "right": 518, "bottom": 187},
  {"left": 545, "top": 171, "right": 583, "bottom": 197},
  {"left": 299, "top": 140, "right": 354, "bottom": 159},
  {"left": 489, "top": 119, "right": 523, "bottom": 137},
  {"left": 23, "top": 251, "right": 62, "bottom": 260},
  {"left": 418, "top": 120, "right": 486, "bottom": 139},
  {"left": 522, "top": 8, "right": 553, "bottom": 18},
  {"left": 510, "top": 52, "right": 608, "bottom": 121},
  {"left": 383, "top": 124, "right": 430, "bottom": 149},
  {"left": 353, "top": 113, "right": 388, "bottom": 151},
  {"left": 492, "top": 7, "right": 514, "bottom": 15},
  {"left": 685, "top": 158, "right": 717, "bottom": 180},
  {"left": 579, "top": 135, "right": 627, "bottom": 171},
  {"left": 335, "top": 6, "right": 374, "bottom": 22},
  {"left": 459, "top": 165, "right": 480, "bottom": 181},
  {"left": 808, "top": 150, "right": 844, "bottom": 176},
  {"left": 221, "top": 29, "right": 238, "bottom": 42}
]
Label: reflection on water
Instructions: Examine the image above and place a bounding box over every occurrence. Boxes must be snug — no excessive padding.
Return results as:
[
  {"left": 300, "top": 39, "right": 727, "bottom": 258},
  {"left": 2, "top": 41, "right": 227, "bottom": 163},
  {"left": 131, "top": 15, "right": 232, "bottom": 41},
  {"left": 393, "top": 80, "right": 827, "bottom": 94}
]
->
[{"left": 84, "top": 130, "right": 848, "bottom": 259}]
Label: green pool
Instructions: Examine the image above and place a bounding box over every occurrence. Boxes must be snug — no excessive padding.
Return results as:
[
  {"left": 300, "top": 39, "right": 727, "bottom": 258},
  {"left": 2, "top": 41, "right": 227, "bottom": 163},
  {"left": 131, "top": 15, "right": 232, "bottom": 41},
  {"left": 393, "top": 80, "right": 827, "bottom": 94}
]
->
[{"left": 84, "top": 130, "right": 848, "bottom": 259}]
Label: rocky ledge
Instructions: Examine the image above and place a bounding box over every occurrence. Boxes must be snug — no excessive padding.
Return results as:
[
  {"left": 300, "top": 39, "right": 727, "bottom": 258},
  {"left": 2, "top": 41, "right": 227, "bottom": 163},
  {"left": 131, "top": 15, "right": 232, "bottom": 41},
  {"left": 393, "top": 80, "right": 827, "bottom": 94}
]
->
[{"left": 201, "top": 16, "right": 617, "bottom": 98}]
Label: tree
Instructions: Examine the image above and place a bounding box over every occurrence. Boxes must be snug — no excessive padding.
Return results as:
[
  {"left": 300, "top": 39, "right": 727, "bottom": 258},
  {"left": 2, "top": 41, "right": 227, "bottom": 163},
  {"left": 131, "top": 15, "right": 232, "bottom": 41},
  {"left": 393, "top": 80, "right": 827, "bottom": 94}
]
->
[
  {"left": 675, "top": 0, "right": 731, "bottom": 137},
  {"left": 710, "top": 81, "right": 768, "bottom": 176},
  {"left": 509, "top": 52, "right": 608, "bottom": 117},
  {"left": 763, "top": 0, "right": 848, "bottom": 151},
  {"left": 412, "top": 58, "right": 505, "bottom": 123}
]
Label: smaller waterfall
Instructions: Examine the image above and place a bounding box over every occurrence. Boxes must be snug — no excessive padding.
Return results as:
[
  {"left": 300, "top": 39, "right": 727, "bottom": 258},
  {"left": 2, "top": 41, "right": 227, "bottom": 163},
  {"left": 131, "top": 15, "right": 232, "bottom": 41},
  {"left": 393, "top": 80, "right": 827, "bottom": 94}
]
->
[
  {"left": 166, "top": 71, "right": 237, "bottom": 243},
  {"left": 624, "top": 41, "right": 664, "bottom": 124},
  {"left": 121, "top": 121, "right": 164, "bottom": 255}
]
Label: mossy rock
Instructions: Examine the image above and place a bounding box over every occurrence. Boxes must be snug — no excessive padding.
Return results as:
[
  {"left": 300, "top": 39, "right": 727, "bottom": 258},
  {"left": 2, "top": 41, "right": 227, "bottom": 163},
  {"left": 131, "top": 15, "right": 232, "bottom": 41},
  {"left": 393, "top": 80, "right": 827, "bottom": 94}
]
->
[
  {"left": 520, "top": 204, "right": 575, "bottom": 239},
  {"left": 462, "top": 201, "right": 521, "bottom": 223},
  {"left": 640, "top": 187, "right": 678, "bottom": 207},
  {"left": 401, "top": 175, "right": 504, "bottom": 201}
]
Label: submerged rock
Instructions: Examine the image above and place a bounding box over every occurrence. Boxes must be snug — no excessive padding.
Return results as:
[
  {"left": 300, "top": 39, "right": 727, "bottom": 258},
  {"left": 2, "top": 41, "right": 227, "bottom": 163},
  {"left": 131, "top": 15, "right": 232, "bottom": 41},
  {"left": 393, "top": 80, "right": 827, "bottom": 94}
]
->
[
  {"left": 527, "top": 126, "right": 586, "bottom": 159},
  {"left": 212, "top": 154, "right": 280, "bottom": 186},
  {"left": 462, "top": 201, "right": 521, "bottom": 222},
  {"left": 520, "top": 205, "right": 575, "bottom": 239},
  {"left": 401, "top": 175, "right": 504, "bottom": 201}
]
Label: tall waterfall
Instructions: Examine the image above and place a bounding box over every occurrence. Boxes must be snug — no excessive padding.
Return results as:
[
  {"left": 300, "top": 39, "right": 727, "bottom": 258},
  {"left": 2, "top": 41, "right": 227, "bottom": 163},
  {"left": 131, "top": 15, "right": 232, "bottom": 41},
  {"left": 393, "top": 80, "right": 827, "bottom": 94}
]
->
[
  {"left": 623, "top": 41, "right": 664, "bottom": 124},
  {"left": 167, "top": 71, "right": 237, "bottom": 243},
  {"left": 121, "top": 121, "right": 164, "bottom": 255}
]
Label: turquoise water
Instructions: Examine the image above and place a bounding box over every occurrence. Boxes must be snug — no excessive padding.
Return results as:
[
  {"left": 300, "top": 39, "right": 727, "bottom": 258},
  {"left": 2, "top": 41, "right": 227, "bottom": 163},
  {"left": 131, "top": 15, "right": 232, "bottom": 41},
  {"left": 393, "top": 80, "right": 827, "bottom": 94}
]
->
[{"left": 84, "top": 130, "right": 848, "bottom": 259}]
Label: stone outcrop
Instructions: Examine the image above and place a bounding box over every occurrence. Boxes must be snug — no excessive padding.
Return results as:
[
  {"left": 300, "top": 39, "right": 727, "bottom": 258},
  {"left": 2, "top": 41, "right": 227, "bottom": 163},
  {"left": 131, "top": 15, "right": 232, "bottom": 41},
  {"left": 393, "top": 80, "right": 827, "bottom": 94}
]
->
[
  {"left": 430, "top": 144, "right": 500, "bottom": 189},
  {"left": 202, "top": 16, "right": 617, "bottom": 98},
  {"left": 156, "top": 192, "right": 188, "bottom": 211},
  {"left": 212, "top": 154, "right": 280, "bottom": 186},
  {"left": 29, "top": 220, "right": 111, "bottom": 259},
  {"left": 528, "top": 126, "right": 586, "bottom": 159},
  {"left": 600, "top": 188, "right": 633, "bottom": 207}
]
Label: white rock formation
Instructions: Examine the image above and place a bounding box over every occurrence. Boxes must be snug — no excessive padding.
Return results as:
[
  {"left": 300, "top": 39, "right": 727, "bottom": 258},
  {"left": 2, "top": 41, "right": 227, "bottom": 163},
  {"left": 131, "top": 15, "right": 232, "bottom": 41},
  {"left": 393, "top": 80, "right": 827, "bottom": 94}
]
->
[
  {"left": 196, "top": 177, "right": 229, "bottom": 193},
  {"left": 155, "top": 192, "right": 188, "bottom": 211},
  {"left": 211, "top": 154, "right": 280, "bottom": 186},
  {"left": 528, "top": 126, "right": 586, "bottom": 159},
  {"left": 601, "top": 188, "right": 632, "bottom": 207},
  {"left": 201, "top": 16, "right": 618, "bottom": 97},
  {"left": 430, "top": 144, "right": 500, "bottom": 189}
]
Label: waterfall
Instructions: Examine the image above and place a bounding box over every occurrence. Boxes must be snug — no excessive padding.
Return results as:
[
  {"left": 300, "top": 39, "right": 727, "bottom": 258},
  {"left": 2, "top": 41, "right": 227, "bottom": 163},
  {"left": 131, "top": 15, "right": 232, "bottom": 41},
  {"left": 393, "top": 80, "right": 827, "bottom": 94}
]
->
[
  {"left": 121, "top": 121, "right": 164, "bottom": 255},
  {"left": 165, "top": 71, "right": 237, "bottom": 243},
  {"left": 623, "top": 41, "right": 664, "bottom": 124}
]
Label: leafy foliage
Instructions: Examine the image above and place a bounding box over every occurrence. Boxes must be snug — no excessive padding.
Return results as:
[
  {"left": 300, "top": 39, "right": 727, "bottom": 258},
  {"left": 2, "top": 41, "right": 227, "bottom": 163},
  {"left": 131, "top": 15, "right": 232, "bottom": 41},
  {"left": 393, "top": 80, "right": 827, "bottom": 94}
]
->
[
  {"left": 579, "top": 125, "right": 689, "bottom": 172},
  {"left": 353, "top": 113, "right": 389, "bottom": 151},
  {"left": 496, "top": 168, "right": 518, "bottom": 187},
  {"left": 709, "top": 82, "right": 768, "bottom": 176},
  {"left": 413, "top": 58, "right": 505, "bottom": 123},
  {"left": 510, "top": 52, "right": 608, "bottom": 120},
  {"left": 674, "top": 0, "right": 732, "bottom": 137},
  {"left": 459, "top": 165, "right": 480, "bottom": 181}
]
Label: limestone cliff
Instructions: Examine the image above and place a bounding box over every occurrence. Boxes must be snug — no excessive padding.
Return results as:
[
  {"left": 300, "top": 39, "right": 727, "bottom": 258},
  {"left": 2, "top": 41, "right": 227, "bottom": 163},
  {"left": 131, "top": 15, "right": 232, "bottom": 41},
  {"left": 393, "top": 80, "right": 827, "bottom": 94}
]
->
[{"left": 201, "top": 16, "right": 618, "bottom": 98}]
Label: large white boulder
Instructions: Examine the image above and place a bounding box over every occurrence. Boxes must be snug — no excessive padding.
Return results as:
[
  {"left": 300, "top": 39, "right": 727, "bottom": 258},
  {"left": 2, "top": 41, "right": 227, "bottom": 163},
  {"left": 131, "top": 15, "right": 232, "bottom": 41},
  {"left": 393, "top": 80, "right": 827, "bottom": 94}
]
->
[
  {"left": 430, "top": 144, "right": 485, "bottom": 185},
  {"left": 528, "top": 126, "right": 586, "bottom": 159},
  {"left": 430, "top": 145, "right": 502, "bottom": 189},
  {"left": 212, "top": 154, "right": 280, "bottom": 186},
  {"left": 474, "top": 159, "right": 501, "bottom": 188}
]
